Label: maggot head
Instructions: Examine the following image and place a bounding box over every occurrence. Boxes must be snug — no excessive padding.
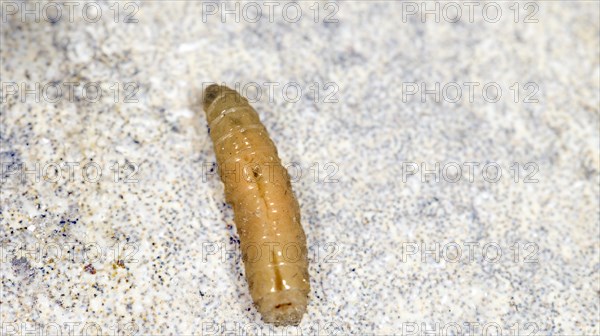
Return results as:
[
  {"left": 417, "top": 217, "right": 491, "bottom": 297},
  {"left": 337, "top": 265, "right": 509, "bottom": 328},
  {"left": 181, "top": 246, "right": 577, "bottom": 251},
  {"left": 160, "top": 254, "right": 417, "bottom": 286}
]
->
[{"left": 202, "top": 84, "right": 224, "bottom": 111}]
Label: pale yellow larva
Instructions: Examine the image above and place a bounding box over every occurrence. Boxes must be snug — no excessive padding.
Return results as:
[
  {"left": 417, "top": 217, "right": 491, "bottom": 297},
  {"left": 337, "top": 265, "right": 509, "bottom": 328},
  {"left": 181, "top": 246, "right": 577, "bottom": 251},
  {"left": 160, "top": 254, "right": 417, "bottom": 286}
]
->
[{"left": 202, "top": 84, "right": 310, "bottom": 326}]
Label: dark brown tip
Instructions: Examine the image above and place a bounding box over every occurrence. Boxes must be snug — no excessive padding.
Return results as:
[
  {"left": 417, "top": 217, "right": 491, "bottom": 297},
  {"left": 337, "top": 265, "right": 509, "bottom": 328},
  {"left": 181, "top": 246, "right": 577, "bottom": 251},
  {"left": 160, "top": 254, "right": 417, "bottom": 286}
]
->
[{"left": 203, "top": 84, "right": 223, "bottom": 111}]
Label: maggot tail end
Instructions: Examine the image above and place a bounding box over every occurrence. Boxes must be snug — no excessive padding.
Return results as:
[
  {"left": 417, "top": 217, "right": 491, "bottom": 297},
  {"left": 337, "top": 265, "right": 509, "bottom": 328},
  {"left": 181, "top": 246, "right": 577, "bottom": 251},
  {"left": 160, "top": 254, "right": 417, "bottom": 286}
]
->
[{"left": 256, "top": 289, "right": 309, "bottom": 326}]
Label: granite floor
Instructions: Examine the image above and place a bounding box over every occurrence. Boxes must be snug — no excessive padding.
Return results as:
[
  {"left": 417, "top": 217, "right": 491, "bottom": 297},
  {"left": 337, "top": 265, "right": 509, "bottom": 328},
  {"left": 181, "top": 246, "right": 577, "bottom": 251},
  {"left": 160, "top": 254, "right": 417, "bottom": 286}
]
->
[{"left": 1, "top": 1, "right": 599, "bottom": 335}]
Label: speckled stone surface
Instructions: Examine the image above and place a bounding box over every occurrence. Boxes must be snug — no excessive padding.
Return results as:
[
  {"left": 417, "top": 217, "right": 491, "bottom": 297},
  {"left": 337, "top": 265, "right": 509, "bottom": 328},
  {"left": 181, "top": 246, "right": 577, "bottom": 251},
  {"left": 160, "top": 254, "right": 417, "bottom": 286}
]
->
[{"left": 1, "top": 1, "right": 598, "bottom": 335}]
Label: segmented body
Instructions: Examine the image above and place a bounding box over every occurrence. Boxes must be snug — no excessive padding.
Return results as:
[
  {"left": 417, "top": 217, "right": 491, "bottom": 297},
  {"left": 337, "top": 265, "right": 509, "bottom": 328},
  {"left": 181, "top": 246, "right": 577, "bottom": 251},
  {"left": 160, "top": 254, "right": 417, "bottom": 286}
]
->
[{"left": 202, "top": 85, "right": 310, "bottom": 326}]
